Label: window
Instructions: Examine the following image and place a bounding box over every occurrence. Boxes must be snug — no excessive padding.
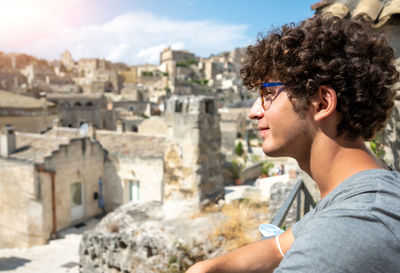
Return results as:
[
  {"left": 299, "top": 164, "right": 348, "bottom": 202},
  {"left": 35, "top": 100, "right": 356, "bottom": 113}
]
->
[
  {"left": 71, "top": 182, "right": 83, "bottom": 206},
  {"left": 205, "top": 100, "right": 215, "bottom": 114},
  {"left": 175, "top": 102, "right": 183, "bottom": 113},
  {"left": 128, "top": 180, "right": 140, "bottom": 201}
]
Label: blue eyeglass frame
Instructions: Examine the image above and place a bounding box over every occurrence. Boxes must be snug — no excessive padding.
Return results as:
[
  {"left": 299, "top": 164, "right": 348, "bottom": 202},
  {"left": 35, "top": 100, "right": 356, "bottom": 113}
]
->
[{"left": 261, "top": 82, "right": 284, "bottom": 88}]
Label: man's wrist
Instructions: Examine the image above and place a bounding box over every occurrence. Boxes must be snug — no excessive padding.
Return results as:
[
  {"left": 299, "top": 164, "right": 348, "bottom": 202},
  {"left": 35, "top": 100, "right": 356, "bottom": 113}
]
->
[{"left": 186, "top": 259, "right": 216, "bottom": 273}]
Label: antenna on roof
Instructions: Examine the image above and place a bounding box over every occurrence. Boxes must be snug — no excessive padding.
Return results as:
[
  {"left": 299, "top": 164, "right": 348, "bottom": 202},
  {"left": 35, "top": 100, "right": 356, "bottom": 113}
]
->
[{"left": 79, "top": 122, "right": 89, "bottom": 136}]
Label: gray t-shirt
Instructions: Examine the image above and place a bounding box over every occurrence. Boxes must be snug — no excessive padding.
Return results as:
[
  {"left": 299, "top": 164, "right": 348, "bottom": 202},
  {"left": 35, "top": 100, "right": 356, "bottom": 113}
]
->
[{"left": 275, "top": 169, "right": 400, "bottom": 273}]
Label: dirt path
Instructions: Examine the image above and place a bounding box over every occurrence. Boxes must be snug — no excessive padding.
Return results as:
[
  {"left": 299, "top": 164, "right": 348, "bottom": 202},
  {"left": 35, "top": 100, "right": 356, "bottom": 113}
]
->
[{"left": 0, "top": 218, "right": 99, "bottom": 273}]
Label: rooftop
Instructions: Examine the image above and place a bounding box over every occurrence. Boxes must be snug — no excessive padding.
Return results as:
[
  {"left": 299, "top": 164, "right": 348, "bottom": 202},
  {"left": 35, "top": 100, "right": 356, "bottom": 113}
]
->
[
  {"left": 10, "top": 132, "right": 71, "bottom": 164},
  {"left": 45, "top": 127, "right": 166, "bottom": 158},
  {"left": 0, "top": 90, "right": 55, "bottom": 109}
]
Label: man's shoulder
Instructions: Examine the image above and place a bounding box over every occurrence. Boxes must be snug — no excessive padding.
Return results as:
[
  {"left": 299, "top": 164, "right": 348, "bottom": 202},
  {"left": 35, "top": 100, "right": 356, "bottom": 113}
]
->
[
  {"left": 297, "top": 169, "right": 400, "bottom": 238},
  {"left": 277, "top": 169, "right": 400, "bottom": 273},
  {"left": 317, "top": 169, "right": 400, "bottom": 214},
  {"left": 276, "top": 210, "right": 400, "bottom": 273}
]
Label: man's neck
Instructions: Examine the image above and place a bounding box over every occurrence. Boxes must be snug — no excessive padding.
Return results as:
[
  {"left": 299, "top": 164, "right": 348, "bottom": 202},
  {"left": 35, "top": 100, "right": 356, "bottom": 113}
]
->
[{"left": 299, "top": 136, "right": 385, "bottom": 199}]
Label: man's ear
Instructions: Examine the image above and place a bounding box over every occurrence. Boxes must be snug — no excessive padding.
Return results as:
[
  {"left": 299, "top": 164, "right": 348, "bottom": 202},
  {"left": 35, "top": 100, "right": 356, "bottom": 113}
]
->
[{"left": 311, "top": 85, "right": 337, "bottom": 121}]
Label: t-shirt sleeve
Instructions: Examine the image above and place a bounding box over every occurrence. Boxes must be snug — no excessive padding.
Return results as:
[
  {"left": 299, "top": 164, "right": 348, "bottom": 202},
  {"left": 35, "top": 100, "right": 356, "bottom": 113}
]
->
[{"left": 274, "top": 211, "right": 398, "bottom": 273}]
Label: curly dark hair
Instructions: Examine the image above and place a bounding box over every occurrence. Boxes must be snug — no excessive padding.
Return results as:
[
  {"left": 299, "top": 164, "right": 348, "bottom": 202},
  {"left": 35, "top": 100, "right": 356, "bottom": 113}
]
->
[{"left": 240, "top": 15, "right": 399, "bottom": 140}]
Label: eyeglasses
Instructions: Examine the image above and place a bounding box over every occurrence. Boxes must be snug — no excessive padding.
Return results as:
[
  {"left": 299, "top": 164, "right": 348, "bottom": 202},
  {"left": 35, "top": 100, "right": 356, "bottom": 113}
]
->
[{"left": 259, "top": 82, "right": 286, "bottom": 111}]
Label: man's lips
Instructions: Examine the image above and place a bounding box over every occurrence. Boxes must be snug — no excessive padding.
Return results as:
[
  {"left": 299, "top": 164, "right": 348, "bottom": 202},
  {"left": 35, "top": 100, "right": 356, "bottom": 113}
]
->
[{"left": 258, "top": 127, "right": 270, "bottom": 138}]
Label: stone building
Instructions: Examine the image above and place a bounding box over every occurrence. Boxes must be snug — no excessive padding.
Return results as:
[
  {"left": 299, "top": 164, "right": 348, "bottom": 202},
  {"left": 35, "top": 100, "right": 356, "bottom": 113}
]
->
[
  {"left": 91, "top": 69, "right": 123, "bottom": 94},
  {"left": 219, "top": 108, "right": 247, "bottom": 158},
  {"left": 78, "top": 58, "right": 108, "bottom": 78},
  {"left": 164, "top": 95, "right": 224, "bottom": 202},
  {"left": 0, "top": 90, "right": 58, "bottom": 133},
  {"left": 138, "top": 95, "right": 225, "bottom": 203},
  {"left": 61, "top": 50, "right": 75, "bottom": 71},
  {"left": 0, "top": 127, "right": 107, "bottom": 248},
  {"left": 160, "top": 47, "right": 196, "bottom": 81},
  {"left": 46, "top": 127, "right": 166, "bottom": 211},
  {"left": 0, "top": 125, "right": 167, "bottom": 248},
  {"left": 0, "top": 72, "right": 27, "bottom": 91},
  {"left": 119, "top": 66, "right": 138, "bottom": 84},
  {"left": 46, "top": 93, "right": 115, "bottom": 130},
  {"left": 20, "top": 63, "right": 55, "bottom": 86},
  {"left": 311, "top": 0, "right": 400, "bottom": 170}
]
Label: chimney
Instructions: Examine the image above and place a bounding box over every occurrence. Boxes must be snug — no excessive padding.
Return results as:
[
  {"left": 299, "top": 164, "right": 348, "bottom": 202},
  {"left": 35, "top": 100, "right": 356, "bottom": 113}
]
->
[
  {"left": 1, "top": 125, "right": 16, "bottom": 157},
  {"left": 88, "top": 124, "right": 96, "bottom": 141},
  {"left": 116, "top": 120, "right": 124, "bottom": 132},
  {"left": 52, "top": 118, "right": 60, "bottom": 129}
]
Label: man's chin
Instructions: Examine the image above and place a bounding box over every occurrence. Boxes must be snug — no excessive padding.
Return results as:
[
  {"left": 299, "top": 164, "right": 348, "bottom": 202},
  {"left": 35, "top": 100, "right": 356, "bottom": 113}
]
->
[
  {"left": 262, "top": 147, "right": 279, "bottom": 158},
  {"left": 262, "top": 144, "right": 285, "bottom": 158}
]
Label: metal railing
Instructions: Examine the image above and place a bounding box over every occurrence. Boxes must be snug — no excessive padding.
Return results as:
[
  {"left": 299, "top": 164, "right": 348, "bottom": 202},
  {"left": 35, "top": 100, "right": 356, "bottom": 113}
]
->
[{"left": 270, "top": 179, "right": 317, "bottom": 227}]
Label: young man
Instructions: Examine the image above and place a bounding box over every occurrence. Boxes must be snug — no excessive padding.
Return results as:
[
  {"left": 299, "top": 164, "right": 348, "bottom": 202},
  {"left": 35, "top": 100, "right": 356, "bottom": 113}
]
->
[{"left": 187, "top": 14, "right": 400, "bottom": 273}]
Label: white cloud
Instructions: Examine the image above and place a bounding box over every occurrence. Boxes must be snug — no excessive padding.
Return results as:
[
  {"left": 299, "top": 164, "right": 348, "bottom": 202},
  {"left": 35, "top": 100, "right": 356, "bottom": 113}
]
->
[
  {"left": 136, "top": 42, "right": 185, "bottom": 64},
  {"left": 107, "top": 43, "right": 130, "bottom": 62},
  {"left": 0, "top": 11, "right": 249, "bottom": 65}
]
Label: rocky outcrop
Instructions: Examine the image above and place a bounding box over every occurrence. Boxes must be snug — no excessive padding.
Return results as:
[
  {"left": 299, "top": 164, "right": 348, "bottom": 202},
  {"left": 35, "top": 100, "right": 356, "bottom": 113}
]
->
[{"left": 79, "top": 201, "right": 224, "bottom": 273}]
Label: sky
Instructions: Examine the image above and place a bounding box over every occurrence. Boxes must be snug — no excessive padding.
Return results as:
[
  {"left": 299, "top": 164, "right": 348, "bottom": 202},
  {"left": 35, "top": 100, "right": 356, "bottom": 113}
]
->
[{"left": 0, "top": 0, "right": 316, "bottom": 65}]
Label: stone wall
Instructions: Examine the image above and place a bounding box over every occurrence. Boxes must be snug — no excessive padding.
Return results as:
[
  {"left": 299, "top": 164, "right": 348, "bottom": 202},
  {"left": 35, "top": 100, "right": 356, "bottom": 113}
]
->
[
  {"left": 380, "top": 100, "right": 400, "bottom": 170},
  {"left": 0, "top": 158, "right": 42, "bottom": 248},
  {"left": 380, "top": 17, "right": 400, "bottom": 171},
  {"left": 137, "top": 117, "right": 168, "bottom": 136},
  {"left": 115, "top": 157, "right": 164, "bottom": 204},
  {"left": 103, "top": 160, "right": 124, "bottom": 211},
  {"left": 0, "top": 114, "right": 58, "bottom": 133}
]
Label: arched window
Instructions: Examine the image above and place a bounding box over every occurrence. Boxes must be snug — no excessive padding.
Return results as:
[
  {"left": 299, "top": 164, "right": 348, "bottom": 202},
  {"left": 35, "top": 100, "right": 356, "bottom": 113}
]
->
[
  {"left": 105, "top": 82, "right": 113, "bottom": 93},
  {"left": 74, "top": 102, "right": 82, "bottom": 107}
]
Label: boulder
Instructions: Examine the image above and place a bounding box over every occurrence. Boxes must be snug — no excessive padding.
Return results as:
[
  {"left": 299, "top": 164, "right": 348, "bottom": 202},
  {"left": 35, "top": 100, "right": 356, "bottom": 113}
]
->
[{"left": 79, "top": 201, "right": 223, "bottom": 273}]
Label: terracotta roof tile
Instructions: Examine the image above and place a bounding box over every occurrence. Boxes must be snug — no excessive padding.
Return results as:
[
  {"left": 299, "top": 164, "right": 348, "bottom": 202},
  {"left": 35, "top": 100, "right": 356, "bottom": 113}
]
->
[{"left": 313, "top": 0, "right": 400, "bottom": 26}]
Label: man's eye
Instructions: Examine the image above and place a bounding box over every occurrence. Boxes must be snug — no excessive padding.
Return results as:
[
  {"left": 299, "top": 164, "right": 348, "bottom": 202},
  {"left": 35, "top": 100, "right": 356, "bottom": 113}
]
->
[{"left": 262, "top": 92, "right": 275, "bottom": 99}]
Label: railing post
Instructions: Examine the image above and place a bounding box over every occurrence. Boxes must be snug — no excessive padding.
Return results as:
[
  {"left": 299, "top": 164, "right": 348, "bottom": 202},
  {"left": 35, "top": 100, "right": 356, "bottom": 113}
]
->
[
  {"left": 296, "top": 189, "right": 301, "bottom": 221},
  {"left": 270, "top": 179, "right": 317, "bottom": 228},
  {"left": 304, "top": 188, "right": 311, "bottom": 215},
  {"left": 270, "top": 179, "right": 303, "bottom": 227}
]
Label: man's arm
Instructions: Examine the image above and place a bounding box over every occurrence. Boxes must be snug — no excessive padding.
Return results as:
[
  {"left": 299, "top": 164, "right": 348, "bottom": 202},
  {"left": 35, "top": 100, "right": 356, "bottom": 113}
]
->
[{"left": 186, "top": 228, "right": 294, "bottom": 273}]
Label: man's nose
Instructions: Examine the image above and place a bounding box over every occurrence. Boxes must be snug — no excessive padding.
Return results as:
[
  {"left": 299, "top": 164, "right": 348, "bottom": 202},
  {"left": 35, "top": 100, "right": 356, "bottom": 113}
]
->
[{"left": 248, "top": 97, "right": 264, "bottom": 120}]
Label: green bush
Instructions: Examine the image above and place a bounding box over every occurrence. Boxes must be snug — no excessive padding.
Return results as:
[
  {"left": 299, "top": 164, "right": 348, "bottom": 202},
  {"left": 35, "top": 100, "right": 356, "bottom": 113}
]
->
[
  {"left": 187, "top": 59, "right": 197, "bottom": 65},
  {"left": 141, "top": 71, "right": 153, "bottom": 77},
  {"left": 370, "top": 135, "right": 385, "bottom": 159},
  {"left": 176, "top": 61, "right": 188, "bottom": 67},
  {"left": 231, "top": 160, "right": 243, "bottom": 179},
  {"left": 235, "top": 141, "right": 244, "bottom": 157},
  {"left": 261, "top": 161, "right": 274, "bottom": 176}
]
